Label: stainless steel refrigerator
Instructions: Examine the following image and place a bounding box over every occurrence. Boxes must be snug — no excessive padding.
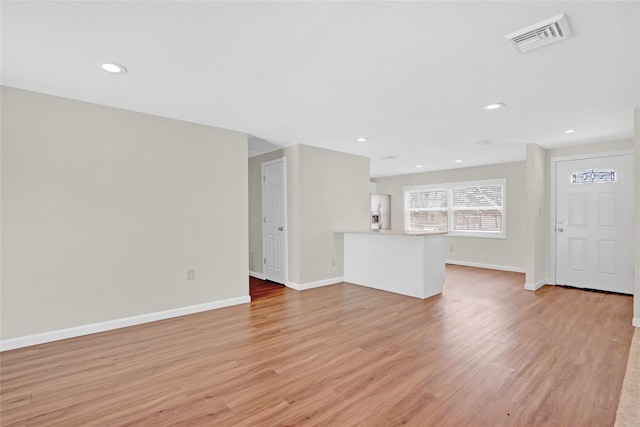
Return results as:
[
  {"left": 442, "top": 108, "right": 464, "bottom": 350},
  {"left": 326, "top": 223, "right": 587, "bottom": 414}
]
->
[{"left": 371, "top": 194, "right": 391, "bottom": 230}]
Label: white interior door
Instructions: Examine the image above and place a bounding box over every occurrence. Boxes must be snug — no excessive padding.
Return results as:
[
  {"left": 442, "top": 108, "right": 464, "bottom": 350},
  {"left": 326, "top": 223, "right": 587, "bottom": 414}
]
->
[
  {"left": 555, "top": 154, "right": 634, "bottom": 294},
  {"left": 262, "top": 158, "right": 287, "bottom": 285}
]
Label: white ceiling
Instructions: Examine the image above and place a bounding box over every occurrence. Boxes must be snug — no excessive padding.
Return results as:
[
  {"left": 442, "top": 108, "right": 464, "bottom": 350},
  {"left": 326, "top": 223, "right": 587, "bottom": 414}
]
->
[{"left": 2, "top": 1, "right": 638, "bottom": 177}]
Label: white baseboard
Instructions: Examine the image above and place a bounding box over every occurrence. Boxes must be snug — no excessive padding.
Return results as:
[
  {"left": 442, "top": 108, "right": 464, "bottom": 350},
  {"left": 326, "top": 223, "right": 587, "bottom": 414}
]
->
[
  {"left": 285, "top": 282, "right": 302, "bottom": 290},
  {"left": 286, "top": 276, "right": 344, "bottom": 291},
  {"left": 445, "top": 259, "right": 526, "bottom": 273},
  {"left": 633, "top": 318, "right": 640, "bottom": 328},
  {"left": 249, "top": 271, "right": 265, "bottom": 280},
  {"left": 524, "top": 280, "right": 547, "bottom": 291},
  {"left": 0, "top": 296, "right": 250, "bottom": 352}
]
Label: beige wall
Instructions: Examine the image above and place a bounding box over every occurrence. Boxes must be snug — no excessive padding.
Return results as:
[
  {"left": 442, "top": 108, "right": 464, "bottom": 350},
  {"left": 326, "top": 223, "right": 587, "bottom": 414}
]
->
[
  {"left": 374, "top": 162, "right": 527, "bottom": 271},
  {"left": 635, "top": 109, "right": 640, "bottom": 325},
  {"left": 1, "top": 87, "right": 249, "bottom": 339},
  {"left": 525, "top": 144, "right": 547, "bottom": 287},
  {"left": 545, "top": 139, "right": 633, "bottom": 159},
  {"left": 248, "top": 144, "right": 370, "bottom": 285},
  {"left": 297, "top": 144, "right": 370, "bottom": 284}
]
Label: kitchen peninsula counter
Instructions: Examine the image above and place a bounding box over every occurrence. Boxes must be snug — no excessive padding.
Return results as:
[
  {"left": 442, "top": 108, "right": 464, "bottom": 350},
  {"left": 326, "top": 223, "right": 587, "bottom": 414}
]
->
[
  {"left": 340, "top": 230, "right": 446, "bottom": 299},
  {"left": 341, "top": 229, "right": 447, "bottom": 236}
]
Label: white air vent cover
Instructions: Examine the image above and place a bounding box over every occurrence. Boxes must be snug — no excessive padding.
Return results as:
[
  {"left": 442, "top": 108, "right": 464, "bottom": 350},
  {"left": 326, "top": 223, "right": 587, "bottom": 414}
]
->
[{"left": 505, "top": 14, "right": 572, "bottom": 53}]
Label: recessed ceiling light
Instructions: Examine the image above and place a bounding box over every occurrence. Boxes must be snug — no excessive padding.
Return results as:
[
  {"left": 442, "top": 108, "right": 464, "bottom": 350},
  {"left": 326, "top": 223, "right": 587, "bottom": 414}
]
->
[
  {"left": 416, "top": 165, "right": 423, "bottom": 168},
  {"left": 483, "top": 103, "right": 505, "bottom": 110},
  {"left": 455, "top": 159, "right": 462, "bottom": 163},
  {"left": 101, "top": 62, "right": 127, "bottom": 74},
  {"left": 564, "top": 129, "right": 575, "bottom": 133},
  {"left": 356, "top": 137, "right": 367, "bottom": 142}
]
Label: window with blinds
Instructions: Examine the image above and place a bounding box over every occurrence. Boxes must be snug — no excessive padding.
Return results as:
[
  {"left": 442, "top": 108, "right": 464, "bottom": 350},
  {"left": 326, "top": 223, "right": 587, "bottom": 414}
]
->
[
  {"left": 404, "top": 179, "right": 506, "bottom": 238},
  {"left": 407, "top": 188, "right": 448, "bottom": 231},
  {"left": 451, "top": 184, "right": 503, "bottom": 232}
]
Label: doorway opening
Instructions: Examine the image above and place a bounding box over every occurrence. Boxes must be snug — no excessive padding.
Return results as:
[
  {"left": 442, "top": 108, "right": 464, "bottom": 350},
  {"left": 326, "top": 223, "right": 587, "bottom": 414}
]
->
[{"left": 261, "top": 157, "right": 288, "bottom": 285}]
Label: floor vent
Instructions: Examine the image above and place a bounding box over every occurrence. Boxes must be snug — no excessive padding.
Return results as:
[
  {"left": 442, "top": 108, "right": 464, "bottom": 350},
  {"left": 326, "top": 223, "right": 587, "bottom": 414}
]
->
[{"left": 505, "top": 14, "right": 572, "bottom": 53}]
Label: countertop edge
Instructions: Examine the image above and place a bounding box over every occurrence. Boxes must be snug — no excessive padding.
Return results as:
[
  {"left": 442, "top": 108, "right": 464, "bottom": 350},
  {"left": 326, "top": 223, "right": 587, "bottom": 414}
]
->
[{"left": 337, "top": 230, "right": 447, "bottom": 236}]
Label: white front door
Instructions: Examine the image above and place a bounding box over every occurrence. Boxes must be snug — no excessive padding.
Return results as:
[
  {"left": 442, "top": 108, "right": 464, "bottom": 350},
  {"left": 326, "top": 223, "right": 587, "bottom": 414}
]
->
[
  {"left": 262, "top": 158, "right": 287, "bottom": 285},
  {"left": 555, "top": 154, "right": 634, "bottom": 294}
]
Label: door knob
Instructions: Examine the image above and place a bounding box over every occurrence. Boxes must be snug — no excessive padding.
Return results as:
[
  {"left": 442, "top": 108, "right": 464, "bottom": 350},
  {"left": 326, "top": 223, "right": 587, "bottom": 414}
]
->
[
  {"left": 557, "top": 227, "right": 564, "bottom": 232},
  {"left": 278, "top": 226, "right": 284, "bottom": 231}
]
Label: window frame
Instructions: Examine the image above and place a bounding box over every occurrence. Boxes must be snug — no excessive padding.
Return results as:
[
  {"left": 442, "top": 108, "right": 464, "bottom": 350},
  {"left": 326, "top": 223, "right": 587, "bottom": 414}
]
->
[{"left": 403, "top": 178, "right": 507, "bottom": 239}]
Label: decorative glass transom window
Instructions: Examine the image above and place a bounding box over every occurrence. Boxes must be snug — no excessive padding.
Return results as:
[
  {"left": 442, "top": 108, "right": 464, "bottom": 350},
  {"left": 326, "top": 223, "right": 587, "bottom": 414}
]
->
[
  {"left": 571, "top": 169, "right": 616, "bottom": 184},
  {"left": 404, "top": 178, "right": 506, "bottom": 238}
]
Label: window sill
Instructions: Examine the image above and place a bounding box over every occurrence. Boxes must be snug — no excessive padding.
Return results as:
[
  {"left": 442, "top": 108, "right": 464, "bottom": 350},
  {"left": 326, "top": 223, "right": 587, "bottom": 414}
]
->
[{"left": 445, "top": 232, "right": 506, "bottom": 240}]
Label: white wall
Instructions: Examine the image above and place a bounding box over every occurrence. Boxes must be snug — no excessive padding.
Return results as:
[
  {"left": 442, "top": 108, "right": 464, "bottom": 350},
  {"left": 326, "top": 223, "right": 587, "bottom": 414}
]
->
[
  {"left": 248, "top": 144, "right": 370, "bottom": 286},
  {"left": 373, "top": 162, "right": 527, "bottom": 272},
  {"left": 1, "top": 87, "right": 249, "bottom": 340}
]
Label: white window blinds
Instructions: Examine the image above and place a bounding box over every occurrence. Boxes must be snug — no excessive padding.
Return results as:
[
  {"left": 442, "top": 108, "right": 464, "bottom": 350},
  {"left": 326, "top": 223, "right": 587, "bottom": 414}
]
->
[
  {"left": 451, "top": 184, "right": 503, "bottom": 233},
  {"left": 407, "top": 188, "right": 448, "bottom": 231},
  {"left": 404, "top": 179, "right": 506, "bottom": 238}
]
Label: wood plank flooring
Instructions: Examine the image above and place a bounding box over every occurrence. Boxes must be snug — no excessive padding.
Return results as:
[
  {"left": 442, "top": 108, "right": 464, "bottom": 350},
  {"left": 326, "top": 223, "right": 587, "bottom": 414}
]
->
[
  {"left": 1, "top": 265, "right": 635, "bottom": 426},
  {"left": 249, "top": 276, "right": 287, "bottom": 301}
]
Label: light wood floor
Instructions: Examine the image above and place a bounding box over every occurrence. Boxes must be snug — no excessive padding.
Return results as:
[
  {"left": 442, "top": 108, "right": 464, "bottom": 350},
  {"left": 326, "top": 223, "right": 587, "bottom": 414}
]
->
[{"left": 1, "top": 265, "right": 634, "bottom": 426}]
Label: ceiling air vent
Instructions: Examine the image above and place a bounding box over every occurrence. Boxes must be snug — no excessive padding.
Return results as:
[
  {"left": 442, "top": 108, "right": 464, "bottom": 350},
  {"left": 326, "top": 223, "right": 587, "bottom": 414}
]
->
[{"left": 505, "top": 14, "right": 572, "bottom": 53}]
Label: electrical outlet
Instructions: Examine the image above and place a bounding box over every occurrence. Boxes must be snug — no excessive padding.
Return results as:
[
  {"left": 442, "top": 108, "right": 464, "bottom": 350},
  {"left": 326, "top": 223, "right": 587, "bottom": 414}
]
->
[
  {"left": 187, "top": 268, "right": 195, "bottom": 280},
  {"left": 331, "top": 258, "right": 336, "bottom": 267},
  {"left": 449, "top": 246, "right": 454, "bottom": 253}
]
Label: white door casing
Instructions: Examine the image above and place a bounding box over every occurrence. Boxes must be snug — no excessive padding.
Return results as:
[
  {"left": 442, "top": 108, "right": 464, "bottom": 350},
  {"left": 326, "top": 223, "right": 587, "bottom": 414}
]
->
[
  {"left": 555, "top": 154, "right": 634, "bottom": 294},
  {"left": 262, "top": 158, "right": 287, "bottom": 285}
]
